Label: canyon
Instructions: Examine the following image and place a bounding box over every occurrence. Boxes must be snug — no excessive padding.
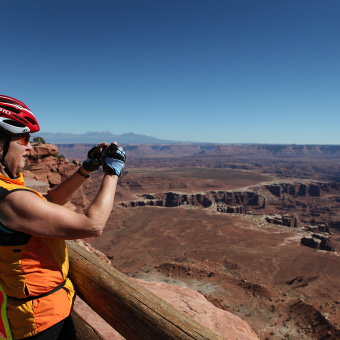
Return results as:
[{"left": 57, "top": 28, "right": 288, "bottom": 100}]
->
[{"left": 24, "top": 143, "right": 340, "bottom": 339}]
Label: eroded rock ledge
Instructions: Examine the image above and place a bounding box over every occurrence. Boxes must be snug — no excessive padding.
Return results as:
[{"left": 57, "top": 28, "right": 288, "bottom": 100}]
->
[
  {"left": 120, "top": 190, "right": 265, "bottom": 211},
  {"left": 265, "top": 182, "right": 340, "bottom": 198},
  {"left": 23, "top": 143, "right": 89, "bottom": 212},
  {"left": 120, "top": 181, "right": 337, "bottom": 252}
]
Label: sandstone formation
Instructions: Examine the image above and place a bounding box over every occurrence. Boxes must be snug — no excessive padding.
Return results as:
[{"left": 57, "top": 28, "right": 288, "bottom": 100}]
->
[
  {"left": 73, "top": 279, "right": 260, "bottom": 340},
  {"left": 119, "top": 181, "right": 337, "bottom": 252},
  {"left": 24, "top": 143, "right": 78, "bottom": 184},
  {"left": 300, "top": 233, "right": 334, "bottom": 251},
  {"left": 266, "top": 214, "right": 297, "bottom": 228},
  {"left": 134, "top": 279, "right": 259, "bottom": 340},
  {"left": 304, "top": 224, "right": 330, "bottom": 233},
  {"left": 73, "top": 241, "right": 259, "bottom": 340},
  {"left": 265, "top": 182, "right": 339, "bottom": 198},
  {"left": 74, "top": 239, "right": 112, "bottom": 264},
  {"left": 120, "top": 190, "right": 265, "bottom": 211},
  {"left": 23, "top": 143, "right": 89, "bottom": 212}
]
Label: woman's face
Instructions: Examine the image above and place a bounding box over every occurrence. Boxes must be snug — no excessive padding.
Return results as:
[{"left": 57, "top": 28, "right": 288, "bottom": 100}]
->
[{"left": 5, "top": 135, "right": 32, "bottom": 174}]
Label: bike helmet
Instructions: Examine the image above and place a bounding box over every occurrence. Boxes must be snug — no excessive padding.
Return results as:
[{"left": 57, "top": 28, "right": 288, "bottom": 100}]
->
[
  {"left": 0, "top": 95, "right": 40, "bottom": 135},
  {"left": 0, "top": 95, "right": 40, "bottom": 178}
]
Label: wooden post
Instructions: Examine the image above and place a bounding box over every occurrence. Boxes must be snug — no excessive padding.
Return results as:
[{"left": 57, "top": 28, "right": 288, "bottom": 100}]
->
[{"left": 67, "top": 240, "right": 224, "bottom": 340}]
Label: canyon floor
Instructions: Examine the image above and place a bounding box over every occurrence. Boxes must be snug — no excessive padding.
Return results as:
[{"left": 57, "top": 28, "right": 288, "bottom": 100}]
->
[{"left": 80, "top": 162, "right": 340, "bottom": 340}]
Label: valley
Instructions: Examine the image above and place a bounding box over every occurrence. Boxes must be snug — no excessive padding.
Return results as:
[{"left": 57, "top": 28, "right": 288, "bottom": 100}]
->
[
  {"left": 24, "top": 142, "right": 340, "bottom": 339},
  {"left": 85, "top": 162, "right": 340, "bottom": 340}
]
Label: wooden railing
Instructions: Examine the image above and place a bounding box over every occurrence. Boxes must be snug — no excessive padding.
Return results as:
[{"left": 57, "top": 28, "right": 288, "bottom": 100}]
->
[{"left": 66, "top": 240, "right": 224, "bottom": 340}]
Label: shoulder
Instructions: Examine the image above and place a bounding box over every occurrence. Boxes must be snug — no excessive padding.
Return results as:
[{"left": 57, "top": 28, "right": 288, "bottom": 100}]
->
[
  {"left": 0, "top": 187, "right": 41, "bottom": 200},
  {"left": 0, "top": 189, "right": 42, "bottom": 240},
  {"left": 0, "top": 190, "right": 59, "bottom": 236},
  {"left": 0, "top": 189, "right": 89, "bottom": 239},
  {"left": 0, "top": 188, "right": 45, "bottom": 210}
]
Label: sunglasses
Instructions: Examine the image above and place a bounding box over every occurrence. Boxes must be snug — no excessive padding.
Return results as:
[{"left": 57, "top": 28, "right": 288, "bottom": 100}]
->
[{"left": 16, "top": 134, "right": 31, "bottom": 146}]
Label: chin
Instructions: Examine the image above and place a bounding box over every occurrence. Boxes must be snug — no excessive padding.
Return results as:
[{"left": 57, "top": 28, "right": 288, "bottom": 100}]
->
[{"left": 18, "top": 163, "right": 25, "bottom": 171}]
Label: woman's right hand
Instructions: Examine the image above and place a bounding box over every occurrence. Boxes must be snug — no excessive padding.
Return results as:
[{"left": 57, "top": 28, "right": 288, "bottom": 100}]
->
[{"left": 102, "top": 143, "right": 126, "bottom": 177}]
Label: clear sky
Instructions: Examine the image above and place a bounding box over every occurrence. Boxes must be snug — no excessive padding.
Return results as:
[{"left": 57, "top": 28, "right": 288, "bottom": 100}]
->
[{"left": 1, "top": 1, "right": 339, "bottom": 144}]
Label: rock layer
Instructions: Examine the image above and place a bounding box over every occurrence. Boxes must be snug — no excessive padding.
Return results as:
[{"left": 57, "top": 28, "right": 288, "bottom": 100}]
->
[
  {"left": 23, "top": 143, "right": 89, "bottom": 212},
  {"left": 74, "top": 241, "right": 259, "bottom": 340},
  {"left": 74, "top": 279, "right": 260, "bottom": 340},
  {"left": 135, "top": 279, "right": 260, "bottom": 340},
  {"left": 120, "top": 190, "right": 265, "bottom": 212}
]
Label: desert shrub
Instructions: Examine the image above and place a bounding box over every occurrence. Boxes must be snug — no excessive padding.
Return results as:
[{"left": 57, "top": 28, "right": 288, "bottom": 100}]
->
[{"left": 33, "top": 136, "right": 46, "bottom": 145}]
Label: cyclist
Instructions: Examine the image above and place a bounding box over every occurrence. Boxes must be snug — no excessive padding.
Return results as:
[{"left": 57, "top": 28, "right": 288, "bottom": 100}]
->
[{"left": 0, "top": 95, "right": 125, "bottom": 339}]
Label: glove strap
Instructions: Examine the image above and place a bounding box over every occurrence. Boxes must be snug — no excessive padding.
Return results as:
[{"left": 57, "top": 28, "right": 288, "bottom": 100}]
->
[{"left": 77, "top": 168, "right": 91, "bottom": 178}]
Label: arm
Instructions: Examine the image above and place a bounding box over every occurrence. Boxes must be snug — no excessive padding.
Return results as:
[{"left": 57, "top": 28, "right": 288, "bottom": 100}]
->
[
  {"left": 0, "top": 143, "right": 126, "bottom": 240},
  {"left": 45, "top": 166, "right": 92, "bottom": 205},
  {"left": 0, "top": 172, "right": 118, "bottom": 240}
]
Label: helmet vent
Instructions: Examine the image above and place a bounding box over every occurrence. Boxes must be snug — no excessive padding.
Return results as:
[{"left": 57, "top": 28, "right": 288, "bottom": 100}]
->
[
  {"left": 0, "top": 105, "right": 20, "bottom": 114},
  {"left": 0, "top": 98, "right": 18, "bottom": 105},
  {"left": 13, "top": 114, "right": 28, "bottom": 125},
  {"left": 2, "top": 119, "right": 26, "bottom": 128},
  {"left": 24, "top": 116, "right": 37, "bottom": 125}
]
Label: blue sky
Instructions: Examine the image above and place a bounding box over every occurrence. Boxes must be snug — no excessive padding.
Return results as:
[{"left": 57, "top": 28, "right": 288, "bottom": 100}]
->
[{"left": 2, "top": 1, "right": 339, "bottom": 144}]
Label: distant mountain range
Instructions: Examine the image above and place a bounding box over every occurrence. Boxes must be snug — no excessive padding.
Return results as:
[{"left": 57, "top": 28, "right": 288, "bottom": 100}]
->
[
  {"left": 36, "top": 131, "right": 183, "bottom": 144},
  {"left": 55, "top": 142, "right": 340, "bottom": 163}
]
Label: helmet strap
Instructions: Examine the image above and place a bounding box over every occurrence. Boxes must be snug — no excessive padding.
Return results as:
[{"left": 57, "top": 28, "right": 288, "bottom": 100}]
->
[{"left": 1, "top": 138, "right": 15, "bottom": 179}]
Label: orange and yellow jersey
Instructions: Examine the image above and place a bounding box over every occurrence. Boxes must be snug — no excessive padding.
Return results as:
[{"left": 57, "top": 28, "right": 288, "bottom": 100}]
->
[{"left": 0, "top": 173, "right": 75, "bottom": 339}]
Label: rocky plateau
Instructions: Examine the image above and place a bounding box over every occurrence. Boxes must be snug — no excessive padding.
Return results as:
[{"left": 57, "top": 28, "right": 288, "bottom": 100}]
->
[{"left": 23, "top": 142, "right": 340, "bottom": 339}]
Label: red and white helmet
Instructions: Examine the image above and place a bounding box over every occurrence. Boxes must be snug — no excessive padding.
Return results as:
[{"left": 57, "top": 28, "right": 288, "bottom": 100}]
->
[{"left": 0, "top": 95, "right": 40, "bottom": 135}]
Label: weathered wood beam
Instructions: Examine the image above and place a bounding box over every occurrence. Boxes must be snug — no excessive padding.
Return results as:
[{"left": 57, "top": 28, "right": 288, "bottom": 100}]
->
[
  {"left": 67, "top": 240, "right": 224, "bottom": 340},
  {"left": 71, "top": 310, "right": 104, "bottom": 340}
]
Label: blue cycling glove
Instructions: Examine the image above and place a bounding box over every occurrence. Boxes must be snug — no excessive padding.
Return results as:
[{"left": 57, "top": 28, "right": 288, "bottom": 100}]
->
[{"left": 103, "top": 143, "right": 126, "bottom": 176}]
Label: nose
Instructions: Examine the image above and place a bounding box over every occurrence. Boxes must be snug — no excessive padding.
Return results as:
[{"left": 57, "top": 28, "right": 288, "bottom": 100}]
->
[{"left": 26, "top": 142, "right": 33, "bottom": 151}]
